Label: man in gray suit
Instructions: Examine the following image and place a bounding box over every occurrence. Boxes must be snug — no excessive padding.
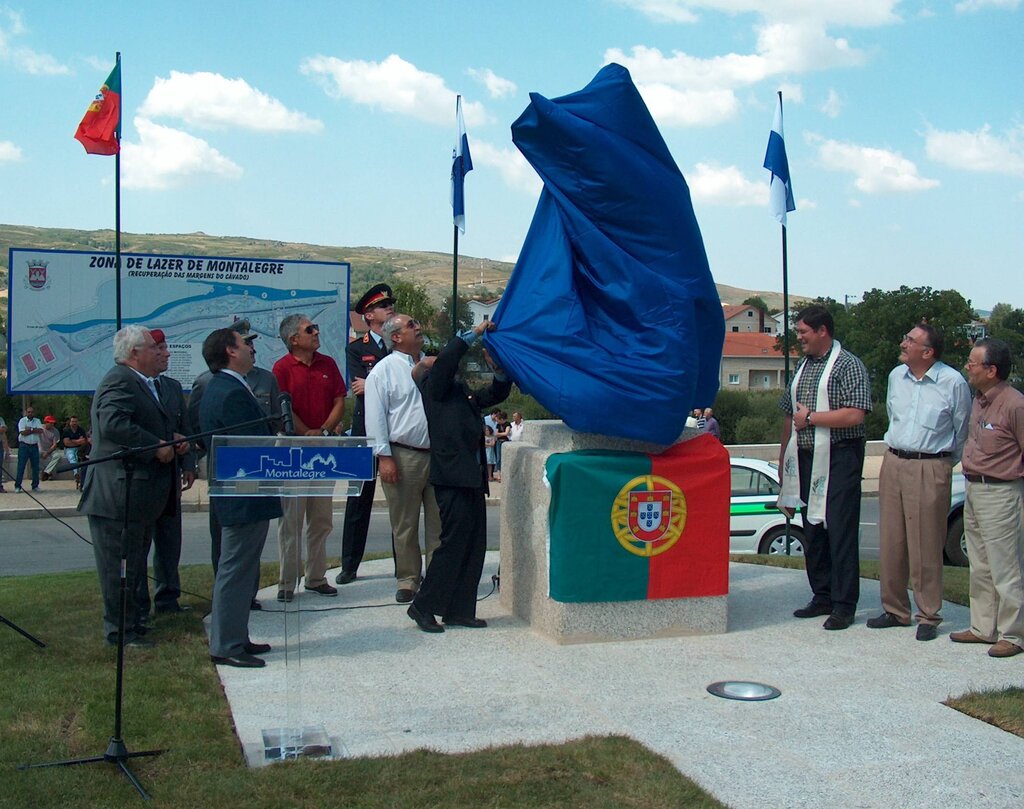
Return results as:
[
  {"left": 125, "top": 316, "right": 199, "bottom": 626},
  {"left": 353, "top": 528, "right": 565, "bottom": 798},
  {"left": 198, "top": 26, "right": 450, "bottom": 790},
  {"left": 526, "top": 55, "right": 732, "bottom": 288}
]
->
[
  {"left": 199, "top": 328, "right": 282, "bottom": 668},
  {"left": 135, "top": 328, "right": 196, "bottom": 620},
  {"left": 79, "top": 325, "right": 189, "bottom": 647}
]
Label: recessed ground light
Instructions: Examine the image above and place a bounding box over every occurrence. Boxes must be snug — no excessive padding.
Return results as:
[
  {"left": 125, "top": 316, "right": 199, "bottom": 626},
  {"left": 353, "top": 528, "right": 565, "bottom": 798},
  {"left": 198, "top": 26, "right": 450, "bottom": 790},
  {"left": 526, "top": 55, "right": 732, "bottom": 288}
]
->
[{"left": 706, "top": 681, "right": 781, "bottom": 701}]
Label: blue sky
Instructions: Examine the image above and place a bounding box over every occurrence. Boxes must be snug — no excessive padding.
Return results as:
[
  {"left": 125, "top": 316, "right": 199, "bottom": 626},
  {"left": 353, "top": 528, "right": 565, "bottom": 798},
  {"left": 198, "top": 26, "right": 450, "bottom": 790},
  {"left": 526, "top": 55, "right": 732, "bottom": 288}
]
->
[{"left": 1, "top": 1, "right": 1021, "bottom": 311}]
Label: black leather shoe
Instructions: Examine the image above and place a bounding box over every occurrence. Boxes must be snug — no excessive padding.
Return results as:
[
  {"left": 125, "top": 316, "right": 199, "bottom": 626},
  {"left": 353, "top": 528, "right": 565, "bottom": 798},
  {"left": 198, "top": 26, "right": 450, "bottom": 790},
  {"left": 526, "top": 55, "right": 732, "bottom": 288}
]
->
[
  {"left": 244, "top": 641, "right": 272, "bottom": 655},
  {"left": 250, "top": 599, "right": 262, "bottom": 611},
  {"left": 396, "top": 588, "right": 415, "bottom": 603},
  {"left": 445, "top": 616, "right": 487, "bottom": 628},
  {"left": 793, "top": 601, "right": 833, "bottom": 618},
  {"left": 866, "top": 612, "right": 911, "bottom": 629},
  {"left": 211, "top": 652, "right": 266, "bottom": 668},
  {"left": 823, "top": 613, "right": 854, "bottom": 630},
  {"left": 304, "top": 583, "right": 338, "bottom": 596},
  {"left": 335, "top": 570, "right": 357, "bottom": 585},
  {"left": 916, "top": 624, "right": 938, "bottom": 641},
  {"left": 407, "top": 603, "right": 444, "bottom": 633}
]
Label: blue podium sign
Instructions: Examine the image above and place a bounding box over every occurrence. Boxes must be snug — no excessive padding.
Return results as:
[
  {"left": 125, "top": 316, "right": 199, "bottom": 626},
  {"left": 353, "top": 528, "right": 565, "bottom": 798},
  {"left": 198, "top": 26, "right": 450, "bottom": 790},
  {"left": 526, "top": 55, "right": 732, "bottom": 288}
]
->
[{"left": 209, "top": 436, "right": 375, "bottom": 498}]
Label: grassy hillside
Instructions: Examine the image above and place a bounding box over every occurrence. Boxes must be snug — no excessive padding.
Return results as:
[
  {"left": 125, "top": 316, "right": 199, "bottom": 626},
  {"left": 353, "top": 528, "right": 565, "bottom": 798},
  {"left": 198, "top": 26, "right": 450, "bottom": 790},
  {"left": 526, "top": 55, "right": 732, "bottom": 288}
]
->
[{"left": 0, "top": 223, "right": 805, "bottom": 309}]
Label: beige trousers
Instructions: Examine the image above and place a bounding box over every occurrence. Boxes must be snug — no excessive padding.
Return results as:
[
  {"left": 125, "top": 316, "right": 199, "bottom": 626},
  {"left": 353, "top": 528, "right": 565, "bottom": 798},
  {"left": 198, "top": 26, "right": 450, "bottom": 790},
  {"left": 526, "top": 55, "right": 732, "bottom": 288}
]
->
[
  {"left": 277, "top": 494, "right": 333, "bottom": 591},
  {"left": 964, "top": 479, "right": 1024, "bottom": 646},
  {"left": 877, "top": 452, "right": 951, "bottom": 625},
  {"left": 381, "top": 446, "right": 441, "bottom": 591}
]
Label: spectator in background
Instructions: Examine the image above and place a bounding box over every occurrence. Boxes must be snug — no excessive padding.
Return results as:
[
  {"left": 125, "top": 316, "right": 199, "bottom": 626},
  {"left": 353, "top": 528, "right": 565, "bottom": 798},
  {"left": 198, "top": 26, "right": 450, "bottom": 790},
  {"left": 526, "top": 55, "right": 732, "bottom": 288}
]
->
[
  {"left": 703, "top": 408, "right": 720, "bottom": 440},
  {"left": 484, "top": 424, "right": 497, "bottom": 481},
  {"left": 0, "top": 415, "right": 9, "bottom": 492},
  {"left": 40, "top": 415, "right": 63, "bottom": 480},
  {"left": 493, "top": 411, "right": 510, "bottom": 480},
  {"left": 509, "top": 411, "right": 525, "bottom": 442},
  {"left": 15, "top": 405, "right": 44, "bottom": 491},
  {"left": 62, "top": 415, "right": 89, "bottom": 490}
]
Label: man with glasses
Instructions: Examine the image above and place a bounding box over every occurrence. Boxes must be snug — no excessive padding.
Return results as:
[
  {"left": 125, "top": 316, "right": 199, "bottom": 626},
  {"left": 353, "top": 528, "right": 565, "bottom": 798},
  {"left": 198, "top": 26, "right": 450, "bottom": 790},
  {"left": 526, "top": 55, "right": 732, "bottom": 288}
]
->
[
  {"left": 272, "top": 314, "right": 346, "bottom": 601},
  {"left": 337, "top": 283, "right": 395, "bottom": 585},
  {"left": 868, "top": 323, "right": 970, "bottom": 641},
  {"left": 365, "top": 313, "right": 442, "bottom": 603},
  {"left": 953, "top": 337, "right": 1024, "bottom": 657}
]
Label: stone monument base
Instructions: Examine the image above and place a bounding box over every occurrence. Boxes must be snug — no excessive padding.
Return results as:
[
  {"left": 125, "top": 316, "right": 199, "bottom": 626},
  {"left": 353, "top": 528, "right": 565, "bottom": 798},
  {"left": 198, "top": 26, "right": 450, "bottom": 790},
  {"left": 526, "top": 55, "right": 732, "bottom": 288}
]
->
[{"left": 499, "top": 421, "right": 728, "bottom": 644}]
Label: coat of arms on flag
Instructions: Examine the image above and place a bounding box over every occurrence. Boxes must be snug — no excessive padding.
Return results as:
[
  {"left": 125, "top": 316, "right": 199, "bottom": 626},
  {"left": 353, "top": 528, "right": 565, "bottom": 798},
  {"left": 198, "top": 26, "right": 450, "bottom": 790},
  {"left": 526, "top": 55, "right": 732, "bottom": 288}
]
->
[{"left": 613, "top": 476, "right": 685, "bottom": 557}]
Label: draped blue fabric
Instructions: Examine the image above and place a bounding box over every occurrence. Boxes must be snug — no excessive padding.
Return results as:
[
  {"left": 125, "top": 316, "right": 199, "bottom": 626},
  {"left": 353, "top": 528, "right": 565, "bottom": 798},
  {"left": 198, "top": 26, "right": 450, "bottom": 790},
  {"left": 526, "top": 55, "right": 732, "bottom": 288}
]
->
[{"left": 484, "top": 64, "right": 724, "bottom": 445}]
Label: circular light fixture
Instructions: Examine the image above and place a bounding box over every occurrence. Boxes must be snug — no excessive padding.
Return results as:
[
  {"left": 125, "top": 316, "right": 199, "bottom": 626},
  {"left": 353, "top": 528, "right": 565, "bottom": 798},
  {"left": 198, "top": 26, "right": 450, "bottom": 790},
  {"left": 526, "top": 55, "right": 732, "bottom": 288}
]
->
[{"left": 706, "top": 681, "right": 781, "bottom": 701}]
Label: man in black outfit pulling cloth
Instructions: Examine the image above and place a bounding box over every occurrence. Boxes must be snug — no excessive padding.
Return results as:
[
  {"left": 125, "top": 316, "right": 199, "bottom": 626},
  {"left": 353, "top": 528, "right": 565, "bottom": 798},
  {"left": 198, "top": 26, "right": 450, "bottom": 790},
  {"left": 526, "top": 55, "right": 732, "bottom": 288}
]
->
[{"left": 407, "top": 320, "right": 511, "bottom": 633}]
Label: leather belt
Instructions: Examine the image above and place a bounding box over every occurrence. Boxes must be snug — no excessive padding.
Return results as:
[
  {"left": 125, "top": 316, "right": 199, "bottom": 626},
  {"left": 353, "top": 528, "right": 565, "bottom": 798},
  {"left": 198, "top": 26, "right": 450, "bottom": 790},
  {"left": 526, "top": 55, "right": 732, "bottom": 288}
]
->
[
  {"left": 964, "top": 474, "right": 1016, "bottom": 484},
  {"left": 888, "top": 448, "right": 951, "bottom": 460},
  {"left": 391, "top": 442, "right": 430, "bottom": 453}
]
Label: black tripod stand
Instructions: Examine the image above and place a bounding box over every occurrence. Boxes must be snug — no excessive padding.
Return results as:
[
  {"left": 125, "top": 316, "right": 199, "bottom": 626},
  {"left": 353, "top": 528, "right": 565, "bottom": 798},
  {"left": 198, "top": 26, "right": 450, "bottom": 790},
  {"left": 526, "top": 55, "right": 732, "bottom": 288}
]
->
[
  {"left": 19, "top": 453, "right": 165, "bottom": 800},
  {"left": 0, "top": 467, "right": 46, "bottom": 647},
  {"left": 19, "top": 414, "right": 277, "bottom": 800}
]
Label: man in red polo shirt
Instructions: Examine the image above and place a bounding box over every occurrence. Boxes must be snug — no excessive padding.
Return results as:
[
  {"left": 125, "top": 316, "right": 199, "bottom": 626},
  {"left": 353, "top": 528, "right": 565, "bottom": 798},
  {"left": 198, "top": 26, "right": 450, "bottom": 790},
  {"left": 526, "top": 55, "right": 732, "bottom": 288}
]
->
[{"left": 272, "top": 313, "right": 346, "bottom": 601}]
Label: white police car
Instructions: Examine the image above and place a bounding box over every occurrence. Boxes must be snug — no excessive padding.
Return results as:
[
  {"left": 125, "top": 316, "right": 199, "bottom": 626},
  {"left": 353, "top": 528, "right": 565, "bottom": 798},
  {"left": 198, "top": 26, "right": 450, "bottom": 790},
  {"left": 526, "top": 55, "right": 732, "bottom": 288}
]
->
[{"left": 729, "top": 457, "right": 805, "bottom": 556}]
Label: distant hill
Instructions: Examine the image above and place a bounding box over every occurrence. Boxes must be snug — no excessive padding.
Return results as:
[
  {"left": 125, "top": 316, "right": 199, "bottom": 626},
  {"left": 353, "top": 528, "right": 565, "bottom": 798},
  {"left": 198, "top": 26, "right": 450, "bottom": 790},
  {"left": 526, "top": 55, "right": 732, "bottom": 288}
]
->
[{"left": 0, "top": 223, "right": 808, "bottom": 310}]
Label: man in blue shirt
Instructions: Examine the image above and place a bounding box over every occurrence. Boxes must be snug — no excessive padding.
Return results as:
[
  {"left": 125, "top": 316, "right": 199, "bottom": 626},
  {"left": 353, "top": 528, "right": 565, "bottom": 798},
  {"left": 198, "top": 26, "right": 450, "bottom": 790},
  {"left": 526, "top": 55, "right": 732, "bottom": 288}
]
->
[{"left": 868, "top": 323, "right": 970, "bottom": 641}]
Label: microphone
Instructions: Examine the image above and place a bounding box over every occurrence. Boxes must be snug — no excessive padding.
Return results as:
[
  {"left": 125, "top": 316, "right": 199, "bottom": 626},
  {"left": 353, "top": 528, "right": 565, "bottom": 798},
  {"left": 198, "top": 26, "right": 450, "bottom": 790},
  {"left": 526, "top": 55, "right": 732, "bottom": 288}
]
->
[{"left": 278, "top": 392, "right": 295, "bottom": 435}]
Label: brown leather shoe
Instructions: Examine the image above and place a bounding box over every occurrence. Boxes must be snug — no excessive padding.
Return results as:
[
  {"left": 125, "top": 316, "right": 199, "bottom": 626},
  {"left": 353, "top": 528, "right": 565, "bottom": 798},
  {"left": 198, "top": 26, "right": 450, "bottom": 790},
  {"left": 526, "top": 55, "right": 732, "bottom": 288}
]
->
[
  {"left": 988, "top": 640, "right": 1023, "bottom": 658},
  {"left": 949, "top": 630, "right": 993, "bottom": 644}
]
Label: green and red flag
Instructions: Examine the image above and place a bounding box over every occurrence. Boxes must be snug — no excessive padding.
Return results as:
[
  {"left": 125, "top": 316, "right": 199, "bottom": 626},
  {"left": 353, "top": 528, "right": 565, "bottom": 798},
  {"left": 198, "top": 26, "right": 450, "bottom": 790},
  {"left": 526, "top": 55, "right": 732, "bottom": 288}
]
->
[
  {"left": 545, "top": 433, "right": 730, "bottom": 602},
  {"left": 74, "top": 61, "right": 121, "bottom": 155}
]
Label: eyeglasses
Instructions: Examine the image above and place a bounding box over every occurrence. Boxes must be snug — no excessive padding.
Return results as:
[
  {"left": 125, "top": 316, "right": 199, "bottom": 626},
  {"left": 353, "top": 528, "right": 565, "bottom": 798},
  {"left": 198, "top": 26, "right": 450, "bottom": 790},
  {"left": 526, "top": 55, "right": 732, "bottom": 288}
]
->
[
  {"left": 303, "top": 324, "right": 319, "bottom": 335},
  {"left": 902, "top": 333, "right": 931, "bottom": 349}
]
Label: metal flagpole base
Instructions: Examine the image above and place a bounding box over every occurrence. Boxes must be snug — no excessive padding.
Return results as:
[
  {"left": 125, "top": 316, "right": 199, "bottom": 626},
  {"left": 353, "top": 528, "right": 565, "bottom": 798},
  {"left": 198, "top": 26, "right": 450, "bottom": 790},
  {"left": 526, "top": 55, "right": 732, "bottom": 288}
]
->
[{"left": 261, "top": 726, "right": 333, "bottom": 762}]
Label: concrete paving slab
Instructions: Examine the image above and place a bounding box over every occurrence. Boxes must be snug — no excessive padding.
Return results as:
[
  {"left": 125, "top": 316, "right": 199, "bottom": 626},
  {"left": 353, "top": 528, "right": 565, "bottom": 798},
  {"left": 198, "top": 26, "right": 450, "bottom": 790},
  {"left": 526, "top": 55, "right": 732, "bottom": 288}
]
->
[{"left": 210, "top": 553, "right": 1024, "bottom": 809}]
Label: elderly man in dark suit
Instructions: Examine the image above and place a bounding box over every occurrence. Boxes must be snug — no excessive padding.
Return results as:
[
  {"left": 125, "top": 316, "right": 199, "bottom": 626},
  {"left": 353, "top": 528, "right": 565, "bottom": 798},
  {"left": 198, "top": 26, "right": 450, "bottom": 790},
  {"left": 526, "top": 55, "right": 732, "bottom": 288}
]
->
[
  {"left": 134, "top": 328, "right": 196, "bottom": 620},
  {"left": 199, "top": 328, "right": 282, "bottom": 668},
  {"left": 79, "top": 325, "right": 188, "bottom": 647},
  {"left": 407, "top": 320, "right": 511, "bottom": 633}
]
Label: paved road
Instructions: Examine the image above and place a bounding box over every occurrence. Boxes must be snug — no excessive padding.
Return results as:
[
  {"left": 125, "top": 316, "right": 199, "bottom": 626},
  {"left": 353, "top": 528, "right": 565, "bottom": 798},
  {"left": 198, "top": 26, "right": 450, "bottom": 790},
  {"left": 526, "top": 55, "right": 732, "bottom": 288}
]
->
[{"left": 2, "top": 506, "right": 502, "bottom": 577}]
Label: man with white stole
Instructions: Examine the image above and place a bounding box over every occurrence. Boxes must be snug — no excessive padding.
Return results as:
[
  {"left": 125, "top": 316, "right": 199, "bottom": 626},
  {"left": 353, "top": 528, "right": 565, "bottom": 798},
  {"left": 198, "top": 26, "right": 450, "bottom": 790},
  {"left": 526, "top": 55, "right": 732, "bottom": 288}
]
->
[{"left": 777, "top": 305, "right": 872, "bottom": 630}]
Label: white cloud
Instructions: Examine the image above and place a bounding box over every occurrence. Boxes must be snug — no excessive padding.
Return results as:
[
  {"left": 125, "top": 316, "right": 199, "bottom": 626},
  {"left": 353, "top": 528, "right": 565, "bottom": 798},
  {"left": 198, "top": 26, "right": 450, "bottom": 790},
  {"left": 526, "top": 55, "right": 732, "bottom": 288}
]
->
[
  {"left": 687, "top": 162, "right": 765, "bottom": 206},
  {"left": 955, "top": 0, "right": 1019, "bottom": 13},
  {"left": 616, "top": 1, "right": 900, "bottom": 27},
  {"left": 778, "top": 83, "right": 804, "bottom": 103},
  {"left": 925, "top": 124, "right": 1024, "bottom": 177},
  {"left": 122, "top": 117, "right": 243, "bottom": 190},
  {"left": 821, "top": 88, "right": 842, "bottom": 118},
  {"left": 0, "top": 139, "right": 22, "bottom": 162},
  {"left": 139, "top": 71, "right": 323, "bottom": 133},
  {"left": 809, "top": 134, "right": 939, "bottom": 193},
  {"left": 472, "top": 140, "right": 542, "bottom": 195},
  {"left": 467, "top": 67, "right": 517, "bottom": 99},
  {"left": 301, "top": 53, "right": 488, "bottom": 126},
  {"left": 0, "top": 8, "right": 70, "bottom": 75}
]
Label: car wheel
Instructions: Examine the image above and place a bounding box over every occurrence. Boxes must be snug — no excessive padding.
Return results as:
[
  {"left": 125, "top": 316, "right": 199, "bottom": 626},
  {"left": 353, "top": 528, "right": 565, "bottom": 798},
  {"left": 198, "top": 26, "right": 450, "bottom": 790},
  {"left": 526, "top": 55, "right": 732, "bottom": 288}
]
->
[
  {"left": 760, "top": 526, "right": 805, "bottom": 556},
  {"left": 945, "top": 511, "right": 968, "bottom": 567}
]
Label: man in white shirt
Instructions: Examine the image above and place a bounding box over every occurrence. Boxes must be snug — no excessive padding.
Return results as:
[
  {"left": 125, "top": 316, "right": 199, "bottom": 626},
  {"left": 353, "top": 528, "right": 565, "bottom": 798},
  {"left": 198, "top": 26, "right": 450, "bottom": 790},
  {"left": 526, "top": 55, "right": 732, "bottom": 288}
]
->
[
  {"left": 15, "top": 405, "right": 44, "bottom": 491},
  {"left": 509, "top": 412, "right": 525, "bottom": 442},
  {"left": 364, "top": 313, "right": 442, "bottom": 603},
  {"left": 868, "top": 323, "right": 971, "bottom": 641}
]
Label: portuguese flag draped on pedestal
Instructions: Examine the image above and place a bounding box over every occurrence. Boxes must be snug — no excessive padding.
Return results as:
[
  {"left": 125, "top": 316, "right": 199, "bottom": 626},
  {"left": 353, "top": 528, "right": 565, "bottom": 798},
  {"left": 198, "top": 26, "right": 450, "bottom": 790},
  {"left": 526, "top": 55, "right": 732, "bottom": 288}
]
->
[
  {"left": 545, "top": 433, "right": 730, "bottom": 603},
  {"left": 74, "top": 61, "right": 121, "bottom": 155}
]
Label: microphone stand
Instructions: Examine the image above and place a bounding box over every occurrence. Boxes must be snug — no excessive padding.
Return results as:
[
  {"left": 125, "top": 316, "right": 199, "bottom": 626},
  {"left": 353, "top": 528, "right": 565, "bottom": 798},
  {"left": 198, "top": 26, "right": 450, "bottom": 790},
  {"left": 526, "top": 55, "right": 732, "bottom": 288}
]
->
[{"left": 19, "top": 413, "right": 277, "bottom": 801}]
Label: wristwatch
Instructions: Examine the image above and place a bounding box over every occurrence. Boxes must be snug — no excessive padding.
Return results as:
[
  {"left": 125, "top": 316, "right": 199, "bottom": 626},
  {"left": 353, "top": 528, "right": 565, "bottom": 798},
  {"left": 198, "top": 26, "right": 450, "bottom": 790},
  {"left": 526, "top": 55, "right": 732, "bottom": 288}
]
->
[
  {"left": 320, "top": 428, "right": 332, "bottom": 437},
  {"left": 806, "top": 411, "right": 814, "bottom": 427}
]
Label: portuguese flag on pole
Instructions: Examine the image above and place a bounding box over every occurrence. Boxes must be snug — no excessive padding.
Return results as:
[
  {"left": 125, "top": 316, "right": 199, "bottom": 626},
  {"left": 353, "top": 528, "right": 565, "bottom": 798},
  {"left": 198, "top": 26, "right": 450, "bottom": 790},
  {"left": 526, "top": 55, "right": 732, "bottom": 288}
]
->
[
  {"left": 74, "top": 61, "right": 121, "bottom": 156},
  {"left": 545, "top": 433, "right": 730, "bottom": 603}
]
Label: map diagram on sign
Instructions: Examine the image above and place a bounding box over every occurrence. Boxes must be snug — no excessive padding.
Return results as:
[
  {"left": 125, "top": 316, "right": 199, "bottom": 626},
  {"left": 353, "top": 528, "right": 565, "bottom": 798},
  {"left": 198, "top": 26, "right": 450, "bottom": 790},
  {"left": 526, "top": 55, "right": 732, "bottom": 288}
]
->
[{"left": 6, "top": 249, "right": 350, "bottom": 394}]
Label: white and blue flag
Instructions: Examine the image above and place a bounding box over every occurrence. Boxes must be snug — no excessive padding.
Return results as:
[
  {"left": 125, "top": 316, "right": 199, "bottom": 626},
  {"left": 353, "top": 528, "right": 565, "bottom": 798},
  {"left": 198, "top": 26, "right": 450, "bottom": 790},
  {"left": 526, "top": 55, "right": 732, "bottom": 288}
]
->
[
  {"left": 451, "top": 95, "right": 473, "bottom": 233},
  {"left": 764, "top": 93, "right": 795, "bottom": 226}
]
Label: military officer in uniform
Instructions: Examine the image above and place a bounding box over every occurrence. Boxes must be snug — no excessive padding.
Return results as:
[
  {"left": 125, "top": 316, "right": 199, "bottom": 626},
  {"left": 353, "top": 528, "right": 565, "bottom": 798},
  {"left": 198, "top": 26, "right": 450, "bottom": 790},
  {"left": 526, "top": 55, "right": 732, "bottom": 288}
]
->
[{"left": 337, "top": 283, "right": 395, "bottom": 584}]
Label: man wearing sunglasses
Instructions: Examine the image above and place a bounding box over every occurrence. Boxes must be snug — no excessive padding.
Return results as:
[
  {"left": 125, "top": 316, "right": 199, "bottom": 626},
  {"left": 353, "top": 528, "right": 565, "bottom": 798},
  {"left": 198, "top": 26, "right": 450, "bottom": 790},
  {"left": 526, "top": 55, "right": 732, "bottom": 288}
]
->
[
  {"left": 272, "top": 313, "right": 347, "bottom": 601},
  {"left": 364, "top": 313, "right": 442, "bottom": 603}
]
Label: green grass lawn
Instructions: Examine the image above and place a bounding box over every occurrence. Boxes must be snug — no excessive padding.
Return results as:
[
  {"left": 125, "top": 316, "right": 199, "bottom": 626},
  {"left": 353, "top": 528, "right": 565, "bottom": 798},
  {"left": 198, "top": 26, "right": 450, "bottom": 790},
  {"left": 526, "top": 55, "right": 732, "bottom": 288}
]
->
[{"left": 0, "top": 564, "right": 724, "bottom": 809}]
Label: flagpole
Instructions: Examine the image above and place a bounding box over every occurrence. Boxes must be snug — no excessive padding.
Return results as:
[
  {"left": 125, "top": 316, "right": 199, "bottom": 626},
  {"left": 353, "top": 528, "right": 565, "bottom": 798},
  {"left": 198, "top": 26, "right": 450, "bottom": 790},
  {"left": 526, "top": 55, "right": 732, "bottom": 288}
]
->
[
  {"left": 114, "top": 51, "right": 122, "bottom": 330},
  {"left": 452, "top": 224, "right": 459, "bottom": 339},
  {"left": 782, "top": 222, "right": 790, "bottom": 385}
]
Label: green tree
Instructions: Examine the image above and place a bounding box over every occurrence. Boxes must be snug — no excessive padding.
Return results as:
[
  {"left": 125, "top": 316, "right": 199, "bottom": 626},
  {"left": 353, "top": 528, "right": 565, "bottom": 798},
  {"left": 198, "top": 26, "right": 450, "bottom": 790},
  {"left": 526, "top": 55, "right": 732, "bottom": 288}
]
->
[
  {"left": 390, "top": 280, "right": 437, "bottom": 330},
  {"left": 986, "top": 304, "right": 1024, "bottom": 388}
]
